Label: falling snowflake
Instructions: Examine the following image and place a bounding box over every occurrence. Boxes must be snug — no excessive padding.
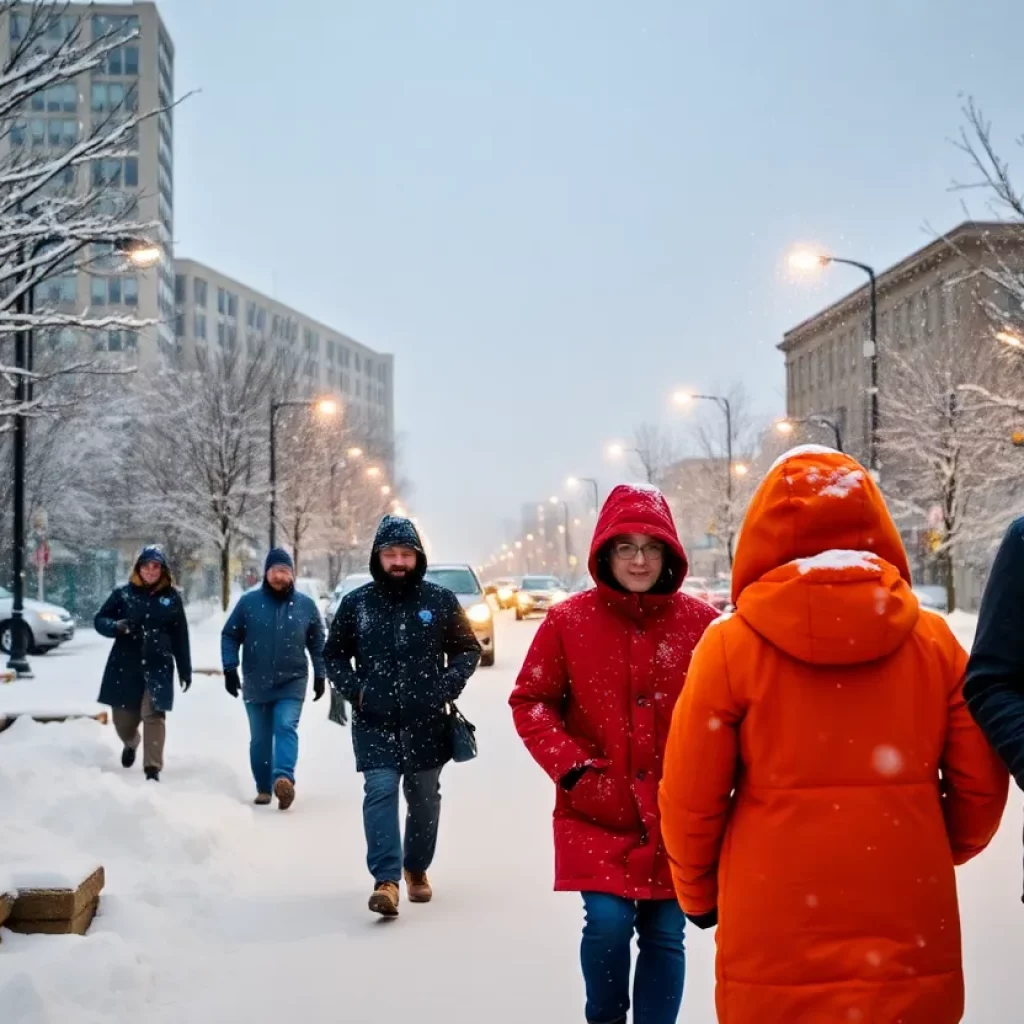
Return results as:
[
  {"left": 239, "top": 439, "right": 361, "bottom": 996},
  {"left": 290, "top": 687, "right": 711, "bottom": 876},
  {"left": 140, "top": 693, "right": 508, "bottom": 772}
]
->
[{"left": 872, "top": 744, "right": 904, "bottom": 776}]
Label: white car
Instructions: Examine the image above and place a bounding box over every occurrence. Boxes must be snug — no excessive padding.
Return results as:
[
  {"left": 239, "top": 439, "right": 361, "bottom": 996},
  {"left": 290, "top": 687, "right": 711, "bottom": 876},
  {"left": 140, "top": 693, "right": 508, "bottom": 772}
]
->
[
  {"left": 0, "top": 586, "right": 75, "bottom": 654},
  {"left": 423, "top": 564, "right": 496, "bottom": 667}
]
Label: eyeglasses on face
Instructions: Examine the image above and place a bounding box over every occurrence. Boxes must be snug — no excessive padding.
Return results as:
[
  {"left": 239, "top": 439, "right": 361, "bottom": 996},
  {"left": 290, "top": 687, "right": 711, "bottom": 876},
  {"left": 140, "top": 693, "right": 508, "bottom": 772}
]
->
[{"left": 612, "top": 541, "right": 665, "bottom": 562}]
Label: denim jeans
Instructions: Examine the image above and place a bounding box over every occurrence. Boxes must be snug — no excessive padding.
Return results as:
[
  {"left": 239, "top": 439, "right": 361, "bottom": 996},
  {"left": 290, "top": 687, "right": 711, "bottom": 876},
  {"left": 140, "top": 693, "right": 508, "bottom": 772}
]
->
[
  {"left": 244, "top": 697, "right": 303, "bottom": 794},
  {"left": 362, "top": 768, "right": 442, "bottom": 884},
  {"left": 580, "top": 892, "right": 686, "bottom": 1024}
]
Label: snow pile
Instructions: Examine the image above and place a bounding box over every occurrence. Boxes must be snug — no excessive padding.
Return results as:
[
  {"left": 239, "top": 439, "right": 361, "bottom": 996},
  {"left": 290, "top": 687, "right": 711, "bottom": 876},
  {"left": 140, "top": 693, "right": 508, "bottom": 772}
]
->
[
  {"left": 819, "top": 467, "right": 865, "bottom": 499},
  {"left": 769, "top": 443, "right": 840, "bottom": 472},
  {"left": 795, "top": 550, "right": 880, "bottom": 575}
]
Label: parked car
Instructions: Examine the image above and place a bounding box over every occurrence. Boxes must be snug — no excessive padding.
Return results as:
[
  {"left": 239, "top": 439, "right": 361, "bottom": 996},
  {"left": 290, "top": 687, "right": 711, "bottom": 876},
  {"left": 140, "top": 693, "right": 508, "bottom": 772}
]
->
[
  {"left": 914, "top": 585, "right": 949, "bottom": 614},
  {"left": 423, "top": 564, "right": 495, "bottom": 667},
  {"left": 516, "top": 575, "right": 568, "bottom": 620},
  {"left": 0, "top": 586, "right": 74, "bottom": 654},
  {"left": 681, "top": 576, "right": 711, "bottom": 602},
  {"left": 704, "top": 578, "right": 732, "bottom": 613},
  {"left": 295, "top": 576, "right": 329, "bottom": 609},
  {"left": 325, "top": 572, "right": 373, "bottom": 628}
]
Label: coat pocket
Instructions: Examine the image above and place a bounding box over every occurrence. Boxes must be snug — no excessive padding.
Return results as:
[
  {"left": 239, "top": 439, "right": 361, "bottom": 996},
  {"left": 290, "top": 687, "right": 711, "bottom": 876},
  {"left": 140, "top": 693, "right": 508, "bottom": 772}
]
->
[{"left": 568, "top": 768, "right": 640, "bottom": 833}]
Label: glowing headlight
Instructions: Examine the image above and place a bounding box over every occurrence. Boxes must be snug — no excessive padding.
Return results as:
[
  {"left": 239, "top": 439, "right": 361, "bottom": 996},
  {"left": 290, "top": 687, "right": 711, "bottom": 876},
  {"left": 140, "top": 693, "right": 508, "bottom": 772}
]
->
[
  {"left": 39, "top": 612, "right": 61, "bottom": 622},
  {"left": 550, "top": 591, "right": 568, "bottom": 605},
  {"left": 497, "top": 588, "right": 513, "bottom": 602},
  {"left": 518, "top": 592, "right": 534, "bottom": 606},
  {"left": 467, "top": 603, "right": 492, "bottom": 624}
]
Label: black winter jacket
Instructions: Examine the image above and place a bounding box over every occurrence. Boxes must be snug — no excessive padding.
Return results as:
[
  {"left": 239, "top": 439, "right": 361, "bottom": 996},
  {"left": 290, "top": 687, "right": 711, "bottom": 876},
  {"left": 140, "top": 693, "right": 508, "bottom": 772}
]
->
[
  {"left": 966, "top": 516, "right": 1024, "bottom": 790},
  {"left": 324, "top": 516, "right": 481, "bottom": 772}
]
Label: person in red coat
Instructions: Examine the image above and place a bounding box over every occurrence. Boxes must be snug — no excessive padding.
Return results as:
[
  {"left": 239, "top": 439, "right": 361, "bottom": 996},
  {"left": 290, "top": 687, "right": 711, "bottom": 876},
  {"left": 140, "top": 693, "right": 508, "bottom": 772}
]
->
[{"left": 510, "top": 484, "right": 718, "bottom": 1024}]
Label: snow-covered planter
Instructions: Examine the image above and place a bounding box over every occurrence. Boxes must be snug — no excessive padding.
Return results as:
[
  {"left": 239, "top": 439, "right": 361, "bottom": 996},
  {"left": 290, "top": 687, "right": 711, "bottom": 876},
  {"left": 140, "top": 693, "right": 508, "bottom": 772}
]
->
[{"left": 5, "top": 864, "right": 105, "bottom": 936}]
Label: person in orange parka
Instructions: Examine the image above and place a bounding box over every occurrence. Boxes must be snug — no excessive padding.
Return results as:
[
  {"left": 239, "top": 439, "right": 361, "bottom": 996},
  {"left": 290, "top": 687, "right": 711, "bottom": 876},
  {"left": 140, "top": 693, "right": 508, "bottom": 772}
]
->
[{"left": 658, "top": 446, "right": 1009, "bottom": 1024}]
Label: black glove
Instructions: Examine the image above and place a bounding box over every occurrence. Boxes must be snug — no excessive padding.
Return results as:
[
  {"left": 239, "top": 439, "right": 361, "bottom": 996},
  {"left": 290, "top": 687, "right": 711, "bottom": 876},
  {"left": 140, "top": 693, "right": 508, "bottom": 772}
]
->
[
  {"left": 313, "top": 677, "right": 326, "bottom": 702},
  {"left": 686, "top": 908, "right": 718, "bottom": 931},
  {"left": 116, "top": 619, "right": 135, "bottom": 636},
  {"left": 224, "top": 668, "right": 241, "bottom": 698},
  {"left": 180, "top": 676, "right": 192, "bottom": 693}
]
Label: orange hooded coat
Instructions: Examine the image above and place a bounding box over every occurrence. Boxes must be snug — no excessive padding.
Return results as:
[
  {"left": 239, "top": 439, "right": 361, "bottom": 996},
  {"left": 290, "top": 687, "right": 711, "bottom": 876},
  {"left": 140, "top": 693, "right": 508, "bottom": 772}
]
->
[{"left": 659, "top": 447, "right": 1008, "bottom": 1024}]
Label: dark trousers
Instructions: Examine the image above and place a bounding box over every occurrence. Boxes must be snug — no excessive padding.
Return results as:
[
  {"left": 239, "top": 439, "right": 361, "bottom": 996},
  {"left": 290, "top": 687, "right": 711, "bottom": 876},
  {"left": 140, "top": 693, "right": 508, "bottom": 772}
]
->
[{"left": 362, "top": 768, "right": 442, "bottom": 883}]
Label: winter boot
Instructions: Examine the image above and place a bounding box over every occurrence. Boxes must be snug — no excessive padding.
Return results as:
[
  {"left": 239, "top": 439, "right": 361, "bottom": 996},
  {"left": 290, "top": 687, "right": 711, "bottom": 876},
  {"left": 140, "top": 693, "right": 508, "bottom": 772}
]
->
[
  {"left": 273, "top": 777, "right": 295, "bottom": 811},
  {"left": 253, "top": 793, "right": 272, "bottom": 806},
  {"left": 368, "top": 882, "right": 400, "bottom": 917},
  {"left": 121, "top": 746, "right": 137, "bottom": 769},
  {"left": 144, "top": 768, "right": 160, "bottom": 782},
  {"left": 404, "top": 870, "right": 432, "bottom": 903}
]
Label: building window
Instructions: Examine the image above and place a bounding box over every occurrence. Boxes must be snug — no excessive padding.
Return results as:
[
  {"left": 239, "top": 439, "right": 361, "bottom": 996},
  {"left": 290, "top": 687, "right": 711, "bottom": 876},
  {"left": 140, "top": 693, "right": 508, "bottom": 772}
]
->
[
  {"left": 217, "top": 321, "right": 226, "bottom": 345},
  {"left": 92, "top": 14, "right": 139, "bottom": 40},
  {"left": 194, "top": 277, "right": 208, "bottom": 306},
  {"left": 217, "top": 288, "right": 227, "bottom": 314},
  {"left": 175, "top": 274, "right": 186, "bottom": 304},
  {"left": 124, "top": 276, "right": 138, "bottom": 307},
  {"left": 194, "top": 312, "right": 207, "bottom": 340},
  {"left": 227, "top": 293, "right": 238, "bottom": 319},
  {"left": 91, "top": 81, "right": 138, "bottom": 114},
  {"left": 35, "top": 273, "right": 76, "bottom": 306},
  {"left": 29, "top": 118, "right": 44, "bottom": 147},
  {"left": 355, "top": 353, "right": 362, "bottom": 373},
  {"left": 256, "top": 307, "right": 266, "bottom": 332},
  {"left": 31, "top": 83, "right": 77, "bottom": 114},
  {"left": 174, "top": 314, "right": 184, "bottom": 338},
  {"left": 91, "top": 157, "right": 138, "bottom": 188},
  {"left": 105, "top": 45, "right": 139, "bottom": 76}
]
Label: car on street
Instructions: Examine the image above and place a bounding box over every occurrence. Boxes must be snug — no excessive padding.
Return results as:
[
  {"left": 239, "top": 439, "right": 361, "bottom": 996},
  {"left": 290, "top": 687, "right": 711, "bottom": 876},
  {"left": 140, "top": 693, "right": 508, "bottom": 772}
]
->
[
  {"left": 0, "top": 586, "right": 75, "bottom": 654},
  {"left": 516, "top": 575, "right": 568, "bottom": 620},
  {"left": 325, "top": 572, "right": 374, "bottom": 628},
  {"left": 492, "top": 577, "right": 521, "bottom": 610},
  {"left": 703, "top": 578, "right": 732, "bottom": 613},
  {"left": 423, "top": 564, "right": 495, "bottom": 667}
]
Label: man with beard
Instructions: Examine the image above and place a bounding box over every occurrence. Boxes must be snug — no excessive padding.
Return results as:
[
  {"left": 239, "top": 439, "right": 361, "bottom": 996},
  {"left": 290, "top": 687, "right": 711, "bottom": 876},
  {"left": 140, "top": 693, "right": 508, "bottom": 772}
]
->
[{"left": 325, "top": 515, "right": 481, "bottom": 916}]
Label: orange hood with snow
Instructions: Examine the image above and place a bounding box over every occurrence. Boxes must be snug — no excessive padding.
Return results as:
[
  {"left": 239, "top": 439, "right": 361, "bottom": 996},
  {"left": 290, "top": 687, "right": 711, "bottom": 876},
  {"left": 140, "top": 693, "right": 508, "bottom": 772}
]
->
[{"left": 732, "top": 446, "right": 917, "bottom": 665}]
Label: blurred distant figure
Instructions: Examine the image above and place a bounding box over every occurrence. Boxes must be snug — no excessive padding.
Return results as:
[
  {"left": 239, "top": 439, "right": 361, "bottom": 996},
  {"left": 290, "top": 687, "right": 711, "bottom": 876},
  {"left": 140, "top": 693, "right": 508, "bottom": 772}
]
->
[
  {"left": 95, "top": 546, "right": 192, "bottom": 782},
  {"left": 660, "top": 448, "right": 1008, "bottom": 1024},
  {"left": 221, "top": 548, "right": 326, "bottom": 809},
  {"left": 510, "top": 484, "right": 717, "bottom": 1024},
  {"left": 325, "top": 516, "right": 481, "bottom": 918}
]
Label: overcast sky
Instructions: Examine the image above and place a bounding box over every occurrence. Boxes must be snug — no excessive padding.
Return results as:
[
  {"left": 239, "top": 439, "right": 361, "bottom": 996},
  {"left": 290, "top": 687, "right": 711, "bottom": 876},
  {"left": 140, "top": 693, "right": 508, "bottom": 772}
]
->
[{"left": 158, "top": 0, "right": 1024, "bottom": 562}]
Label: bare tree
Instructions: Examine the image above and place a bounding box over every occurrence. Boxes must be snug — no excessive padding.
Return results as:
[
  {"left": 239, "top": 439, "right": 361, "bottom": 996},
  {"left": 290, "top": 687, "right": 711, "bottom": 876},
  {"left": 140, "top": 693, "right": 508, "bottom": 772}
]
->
[{"left": 626, "top": 423, "right": 678, "bottom": 486}]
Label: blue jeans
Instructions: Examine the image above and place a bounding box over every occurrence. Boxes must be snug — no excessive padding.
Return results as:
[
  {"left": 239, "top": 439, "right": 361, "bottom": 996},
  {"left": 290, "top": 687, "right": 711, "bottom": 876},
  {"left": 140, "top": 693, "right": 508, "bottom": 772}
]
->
[
  {"left": 580, "top": 893, "right": 686, "bottom": 1024},
  {"left": 244, "top": 698, "right": 303, "bottom": 794},
  {"left": 362, "top": 768, "right": 442, "bottom": 884}
]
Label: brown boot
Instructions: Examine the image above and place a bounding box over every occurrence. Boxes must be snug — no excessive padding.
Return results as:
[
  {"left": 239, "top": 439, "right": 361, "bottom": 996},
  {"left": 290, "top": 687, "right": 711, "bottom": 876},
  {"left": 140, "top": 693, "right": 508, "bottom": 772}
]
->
[
  {"left": 273, "top": 778, "right": 295, "bottom": 811},
  {"left": 253, "top": 793, "right": 272, "bottom": 806},
  {"left": 368, "top": 882, "right": 400, "bottom": 917},
  {"left": 404, "top": 870, "right": 432, "bottom": 903}
]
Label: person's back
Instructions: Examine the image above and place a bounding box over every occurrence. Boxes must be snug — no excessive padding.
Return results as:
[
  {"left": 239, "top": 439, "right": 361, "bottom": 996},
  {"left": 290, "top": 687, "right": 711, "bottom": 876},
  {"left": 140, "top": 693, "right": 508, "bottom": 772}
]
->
[{"left": 659, "top": 447, "right": 1009, "bottom": 1024}]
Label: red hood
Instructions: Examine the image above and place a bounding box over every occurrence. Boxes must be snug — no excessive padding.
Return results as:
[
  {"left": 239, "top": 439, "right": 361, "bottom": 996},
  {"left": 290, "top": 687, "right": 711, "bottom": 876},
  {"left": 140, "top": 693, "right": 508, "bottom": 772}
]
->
[{"left": 588, "top": 484, "right": 688, "bottom": 617}]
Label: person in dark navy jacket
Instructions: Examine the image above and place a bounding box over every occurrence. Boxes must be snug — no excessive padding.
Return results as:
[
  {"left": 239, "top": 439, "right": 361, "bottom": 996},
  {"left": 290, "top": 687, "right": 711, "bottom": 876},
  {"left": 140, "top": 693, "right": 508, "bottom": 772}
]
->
[
  {"left": 96, "top": 545, "right": 192, "bottom": 782},
  {"left": 222, "top": 548, "right": 326, "bottom": 809},
  {"left": 966, "top": 516, "right": 1024, "bottom": 793},
  {"left": 325, "top": 515, "right": 481, "bottom": 917}
]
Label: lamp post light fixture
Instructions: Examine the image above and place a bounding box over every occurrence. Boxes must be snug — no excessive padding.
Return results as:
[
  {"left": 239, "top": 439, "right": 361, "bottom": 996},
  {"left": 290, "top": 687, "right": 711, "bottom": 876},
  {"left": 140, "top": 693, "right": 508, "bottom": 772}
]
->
[
  {"left": 269, "top": 396, "right": 339, "bottom": 549},
  {"left": 787, "top": 246, "right": 879, "bottom": 476},
  {"left": 567, "top": 475, "right": 601, "bottom": 512},
  {"left": 774, "top": 414, "right": 844, "bottom": 452}
]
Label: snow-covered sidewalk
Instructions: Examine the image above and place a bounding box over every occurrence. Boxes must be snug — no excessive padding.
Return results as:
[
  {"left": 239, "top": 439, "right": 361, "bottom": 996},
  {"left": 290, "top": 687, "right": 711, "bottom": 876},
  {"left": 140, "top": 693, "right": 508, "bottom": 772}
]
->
[{"left": 1, "top": 612, "right": 1023, "bottom": 1023}]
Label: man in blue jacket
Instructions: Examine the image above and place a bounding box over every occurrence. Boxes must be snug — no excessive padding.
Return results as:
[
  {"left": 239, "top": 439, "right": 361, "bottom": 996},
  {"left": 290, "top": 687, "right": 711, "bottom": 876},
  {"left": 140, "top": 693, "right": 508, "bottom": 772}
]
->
[
  {"left": 222, "top": 548, "right": 326, "bottom": 809},
  {"left": 325, "top": 515, "right": 481, "bottom": 916}
]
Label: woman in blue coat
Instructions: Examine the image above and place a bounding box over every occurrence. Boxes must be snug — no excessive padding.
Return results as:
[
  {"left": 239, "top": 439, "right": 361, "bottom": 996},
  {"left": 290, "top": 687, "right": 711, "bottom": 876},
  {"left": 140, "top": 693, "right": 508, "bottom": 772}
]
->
[{"left": 95, "top": 546, "right": 192, "bottom": 781}]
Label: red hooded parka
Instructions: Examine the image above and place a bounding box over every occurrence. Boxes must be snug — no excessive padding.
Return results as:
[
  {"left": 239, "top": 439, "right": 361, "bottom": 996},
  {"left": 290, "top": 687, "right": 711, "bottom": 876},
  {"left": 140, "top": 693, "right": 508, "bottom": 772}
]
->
[{"left": 510, "top": 484, "right": 719, "bottom": 899}]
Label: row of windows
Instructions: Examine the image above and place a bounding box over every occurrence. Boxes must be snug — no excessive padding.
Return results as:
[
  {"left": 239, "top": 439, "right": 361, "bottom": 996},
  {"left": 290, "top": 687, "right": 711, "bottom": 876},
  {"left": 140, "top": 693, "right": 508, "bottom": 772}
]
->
[
  {"left": 30, "top": 83, "right": 77, "bottom": 113},
  {"left": 11, "top": 13, "right": 78, "bottom": 42},
  {"left": 91, "top": 275, "right": 139, "bottom": 307},
  {"left": 92, "top": 157, "right": 139, "bottom": 188},
  {"left": 12, "top": 117, "right": 78, "bottom": 149},
  {"left": 217, "top": 287, "right": 238, "bottom": 318},
  {"left": 95, "top": 329, "right": 138, "bottom": 353},
  {"left": 92, "top": 15, "right": 139, "bottom": 41},
  {"left": 100, "top": 45, "right": 139, "bottom": 77},
  {"left": 92, "top": 81, "right": 138, "bottom": 114},
  {"left": 35, "top": 273, "right": 76, "bottom": 306}
]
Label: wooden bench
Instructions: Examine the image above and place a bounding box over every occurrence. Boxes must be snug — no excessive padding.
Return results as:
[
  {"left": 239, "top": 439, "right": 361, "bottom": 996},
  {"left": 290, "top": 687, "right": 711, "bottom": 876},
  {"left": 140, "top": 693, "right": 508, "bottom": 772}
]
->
[{"left": 4, "top": 867, "right": 105, "bottom": 937}]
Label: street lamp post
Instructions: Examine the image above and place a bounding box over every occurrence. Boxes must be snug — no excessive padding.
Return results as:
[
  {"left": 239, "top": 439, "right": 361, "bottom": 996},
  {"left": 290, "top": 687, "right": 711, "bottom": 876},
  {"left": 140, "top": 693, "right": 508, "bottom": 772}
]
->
[
  {"left": 268, "top": 397, "right": 338, "bottom": 550},
  {"left": 550, "top": 497, "right": 572, "bottom": 577},
  {"left": 674, "top": 392, "right": 737, "bottom": 567},
  {"left": 567, "top": 476, "right": 600, "bottom": 513},
  {"left": 776, "top": 415, "right": 844, "bottom": 452},
  {"left": 6, "top": 236, "right": 158, "bottom": 678},
  {"left": 789, "top": 249, "right": 878, "bottom": 475}
]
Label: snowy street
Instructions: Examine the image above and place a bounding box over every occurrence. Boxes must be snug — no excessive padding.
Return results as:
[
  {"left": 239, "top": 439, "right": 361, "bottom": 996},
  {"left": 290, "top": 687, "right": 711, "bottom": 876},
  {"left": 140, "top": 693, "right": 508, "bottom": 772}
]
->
[{"left": 1, "top": 612, "right": 1023, "bottom": 1023}]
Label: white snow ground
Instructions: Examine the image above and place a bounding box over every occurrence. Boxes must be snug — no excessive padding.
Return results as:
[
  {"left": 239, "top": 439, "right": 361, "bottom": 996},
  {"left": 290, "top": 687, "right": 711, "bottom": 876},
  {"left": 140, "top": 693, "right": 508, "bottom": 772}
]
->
[{"left": 0, "top": 610, "right": 1022, "bottom": 1023}]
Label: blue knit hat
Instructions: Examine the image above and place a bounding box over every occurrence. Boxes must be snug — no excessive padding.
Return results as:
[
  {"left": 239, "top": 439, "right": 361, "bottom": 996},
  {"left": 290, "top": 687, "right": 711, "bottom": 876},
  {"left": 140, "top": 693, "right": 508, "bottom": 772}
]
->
[
  {"left": 136, "top": 545, "right": 168, "bottom": 569},
  {"left": 265, "top": 548, "right": 295, "bottom": 574}
]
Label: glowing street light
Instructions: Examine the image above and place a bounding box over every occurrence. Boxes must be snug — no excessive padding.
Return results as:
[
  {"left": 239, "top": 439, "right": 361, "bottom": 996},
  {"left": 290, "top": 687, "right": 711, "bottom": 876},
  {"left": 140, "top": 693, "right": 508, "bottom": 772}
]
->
[
  {"left": 347, "top": 446, "right": 364, "bottom": 459},
  {"left": 366, "top": 466, "right": 382, "bottom": 479},
  {"left": 123, "top": 242, "right": 162, "bottom": 269},
  {"left": 733, "top": 462, "right": 750, "bottom": 477},
  {"left": 786, "top": 247, "right": 829, "bottom": 274},
  {"left": 996, "top": 329, "right": 1024, "bottom": 350},
  {"left": 315, "top": 398, "right": 339, "bottom": 417},
  {"left": 774, "top": 414, "right": 844, "bottom": 451},
  {"left": 774, "top": 419, "right": 795, "bottom": 437},
  {"left": 380, "top": 484, "right": 391, "bottom": 496}
]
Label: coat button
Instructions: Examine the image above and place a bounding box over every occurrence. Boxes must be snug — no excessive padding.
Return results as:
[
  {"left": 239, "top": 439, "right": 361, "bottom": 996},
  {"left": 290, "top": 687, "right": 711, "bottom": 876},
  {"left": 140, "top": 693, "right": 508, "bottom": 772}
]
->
[{"left": 636, "top": 770, "right": 647, "bottom": 781}]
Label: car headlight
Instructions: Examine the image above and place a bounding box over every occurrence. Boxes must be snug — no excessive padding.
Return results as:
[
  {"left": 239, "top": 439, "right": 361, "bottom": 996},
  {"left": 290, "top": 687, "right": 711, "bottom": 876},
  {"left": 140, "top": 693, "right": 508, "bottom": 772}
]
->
[
  {"left": 39, "top": 612, "right": 61, "bottom": 623},
  {"left": 467, "top": 603, "right": 492, "bottom": 624},
  {"left": 518, "top": 592, "right": 533, "bottom": 605},
  {"left": 497, "top": 588, "right": 513, "bottom": 602},
  {"left": 550, "top": 591, "right": 568, "bottom": 605}
]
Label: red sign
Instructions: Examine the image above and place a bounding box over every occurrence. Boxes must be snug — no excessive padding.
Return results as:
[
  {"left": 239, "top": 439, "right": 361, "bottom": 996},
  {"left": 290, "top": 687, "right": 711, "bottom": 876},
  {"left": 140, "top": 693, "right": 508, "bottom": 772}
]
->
[{"left": 34, "top": 541, "right": 50, "bottom": 569}]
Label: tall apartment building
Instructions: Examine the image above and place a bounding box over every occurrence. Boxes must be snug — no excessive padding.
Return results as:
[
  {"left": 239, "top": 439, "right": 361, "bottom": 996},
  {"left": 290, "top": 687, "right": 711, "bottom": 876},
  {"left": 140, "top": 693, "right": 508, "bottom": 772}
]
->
[
  {"left": 3, "top": 2, "right": 175, "bottom": 364},
  {"left": 174, "top": 258, "right": 395, "bottom": 450},
  {"left": 780, "top": 221, "right": 1024, "bottom": 461}
]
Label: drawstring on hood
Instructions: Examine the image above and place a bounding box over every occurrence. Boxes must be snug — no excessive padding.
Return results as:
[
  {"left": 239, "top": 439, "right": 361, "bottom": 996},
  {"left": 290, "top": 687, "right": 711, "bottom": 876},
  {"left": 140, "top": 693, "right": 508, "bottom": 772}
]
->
[{"left": 732, "top": 447, "right": 917, "bottom": 666}]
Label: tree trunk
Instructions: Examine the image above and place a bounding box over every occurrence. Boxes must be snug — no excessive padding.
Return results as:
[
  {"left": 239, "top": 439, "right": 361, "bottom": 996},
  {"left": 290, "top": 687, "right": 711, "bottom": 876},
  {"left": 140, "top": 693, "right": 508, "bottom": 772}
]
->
[
  {"left": 220, "top": 539, "right": 231, "bottom": 612},
  {"left": 942, "top": 547, "right": 957, "bottom": 614}
]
